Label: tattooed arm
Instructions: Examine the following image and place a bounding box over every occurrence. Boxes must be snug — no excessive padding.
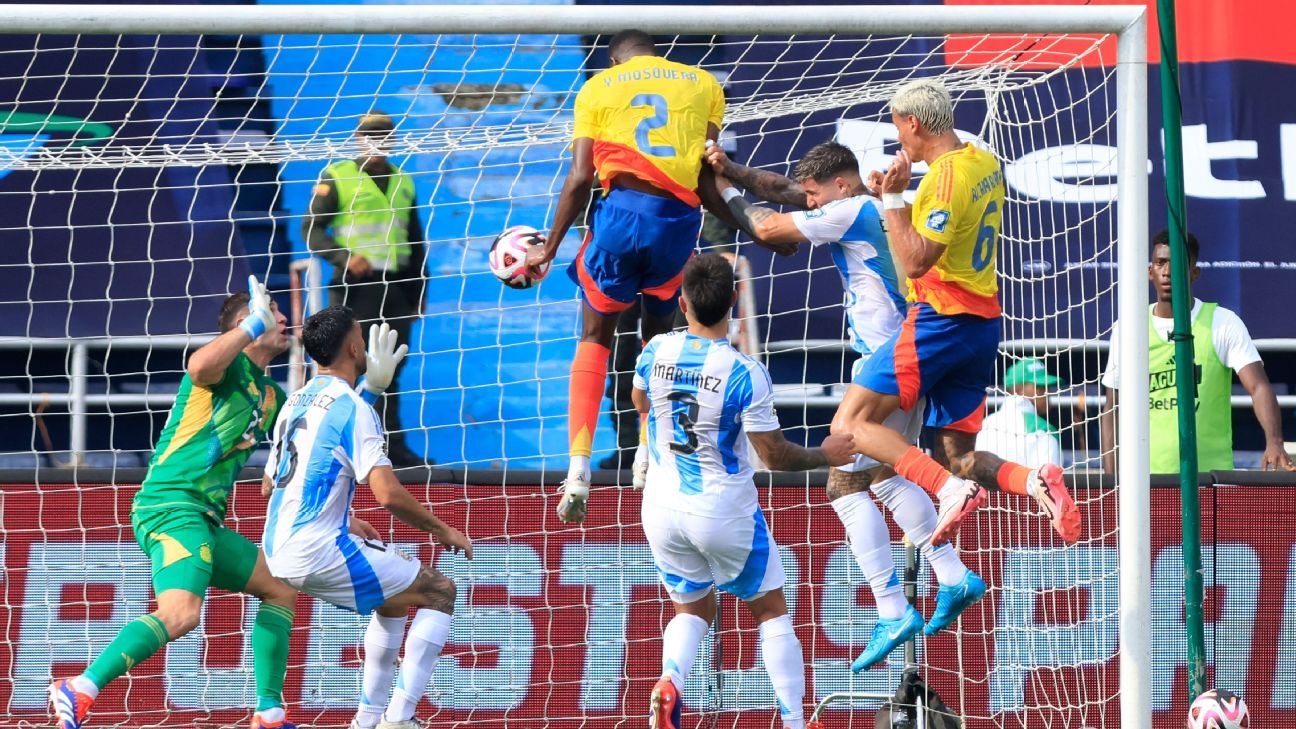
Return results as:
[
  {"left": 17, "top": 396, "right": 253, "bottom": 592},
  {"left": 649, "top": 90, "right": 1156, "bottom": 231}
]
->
[
  {"left": 716, "top": 173, "right": 804, "bottom": 252},
  {"left": 703, "top": 144, "right": 807, "bottom": 209}
]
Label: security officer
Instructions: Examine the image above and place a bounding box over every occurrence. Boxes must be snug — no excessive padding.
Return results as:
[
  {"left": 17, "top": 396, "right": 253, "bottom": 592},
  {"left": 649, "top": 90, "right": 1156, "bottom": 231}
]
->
[{"left": 303, "top": 111, "right": 427, "bottom": 467}]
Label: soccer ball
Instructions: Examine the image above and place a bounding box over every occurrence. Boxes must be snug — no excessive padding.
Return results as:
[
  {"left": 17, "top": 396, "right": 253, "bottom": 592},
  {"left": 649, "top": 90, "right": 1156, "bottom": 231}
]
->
[
  {"left": 1187, "top": 689, "right": 1248, "bottom": 729},
  {"left": 489, "top": 225, "right": 548, "bottom": 288}
]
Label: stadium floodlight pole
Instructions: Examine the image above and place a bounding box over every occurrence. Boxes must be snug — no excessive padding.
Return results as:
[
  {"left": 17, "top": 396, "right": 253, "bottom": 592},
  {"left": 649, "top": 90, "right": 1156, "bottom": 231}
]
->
[
  {"left": 1157, "top": 0, "right": 1208, "bottom": 700},
  {"left": 1117, "top": 7, "right": 1153, "bottom": 729}
]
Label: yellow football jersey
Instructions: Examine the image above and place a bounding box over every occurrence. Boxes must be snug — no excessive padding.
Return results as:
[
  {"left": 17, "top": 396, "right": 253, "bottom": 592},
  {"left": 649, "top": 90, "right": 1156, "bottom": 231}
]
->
[
  {"left": 573, "top": 54, "right": 724, "bottom": 207},
  {"left": 907, "top": 143, "right": 1005, "bottom": 318}
]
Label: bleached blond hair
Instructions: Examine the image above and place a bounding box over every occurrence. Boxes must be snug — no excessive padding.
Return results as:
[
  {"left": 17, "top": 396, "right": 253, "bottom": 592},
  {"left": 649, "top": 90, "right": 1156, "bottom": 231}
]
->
[{"left": 890, "top": 79, "right": 955, "bottom": 134}]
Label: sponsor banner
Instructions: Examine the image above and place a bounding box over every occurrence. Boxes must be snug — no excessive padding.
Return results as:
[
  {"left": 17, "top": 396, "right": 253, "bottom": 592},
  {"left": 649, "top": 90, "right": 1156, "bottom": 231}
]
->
[{"left": 1, "top": 481, "right": 1294, "bottom": 727}]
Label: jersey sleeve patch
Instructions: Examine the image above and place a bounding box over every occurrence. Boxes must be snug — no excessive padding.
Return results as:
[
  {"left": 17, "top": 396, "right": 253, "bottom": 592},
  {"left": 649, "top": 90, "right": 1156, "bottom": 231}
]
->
[{"left": 925, "top": 208, "right": 951, "bottom": 233}]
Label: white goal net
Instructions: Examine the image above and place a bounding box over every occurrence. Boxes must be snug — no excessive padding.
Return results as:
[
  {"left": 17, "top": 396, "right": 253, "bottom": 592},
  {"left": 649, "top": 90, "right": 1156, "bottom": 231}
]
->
[{"left": 0, "top": 5, "right": 1148, "bottom": 729}]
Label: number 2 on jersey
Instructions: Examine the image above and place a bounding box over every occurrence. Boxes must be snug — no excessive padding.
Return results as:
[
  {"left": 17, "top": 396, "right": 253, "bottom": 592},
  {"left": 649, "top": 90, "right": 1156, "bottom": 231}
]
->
[
  {"left": 667, "top": 391, "right": 700, "bottom": 455},
  {"left": 630, "top": 93, "right": 676, "bottom": 158}
]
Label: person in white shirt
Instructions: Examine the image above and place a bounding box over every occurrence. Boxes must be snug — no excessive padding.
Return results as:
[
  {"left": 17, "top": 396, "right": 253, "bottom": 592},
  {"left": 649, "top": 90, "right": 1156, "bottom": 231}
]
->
[
  {"left": 261, "top": 308, "right": 472, "bottom": 729},
  {"left": 1100, "top": 229, "right": 1292, "bottom": 474},
  {"left": 976, "top": 359, "right": 1064, "bottom": 469},
  {"left": 705, "top": 141, "right": 983, "bottom": 674},
  {"left": 632, "top": 254, "right": 856, "bottom": 729}
]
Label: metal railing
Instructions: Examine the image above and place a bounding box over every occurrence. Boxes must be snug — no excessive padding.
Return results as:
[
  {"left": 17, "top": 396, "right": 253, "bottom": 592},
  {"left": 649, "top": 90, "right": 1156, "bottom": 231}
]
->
[{"left": 0, "top": 335, "right": 214, "bottom": 462}]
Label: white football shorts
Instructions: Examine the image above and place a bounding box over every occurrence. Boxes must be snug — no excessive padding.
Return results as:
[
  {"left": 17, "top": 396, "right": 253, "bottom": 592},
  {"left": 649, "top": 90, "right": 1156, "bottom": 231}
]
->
[
  {"left": 276, "top": 535, "right": 421, "bottom": 615},
  {"left": 641, "top": 503, "right": 785, "bottom": 603}
]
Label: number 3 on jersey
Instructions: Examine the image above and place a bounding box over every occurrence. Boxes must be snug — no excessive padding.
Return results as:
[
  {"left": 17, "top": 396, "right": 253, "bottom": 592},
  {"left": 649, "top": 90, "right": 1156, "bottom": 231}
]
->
[
  {"left": 630, "top": 93, "right": 676, "bottom": 158},
  {"left": 667, "top": 391, "right": 699, "bottom": 455}
]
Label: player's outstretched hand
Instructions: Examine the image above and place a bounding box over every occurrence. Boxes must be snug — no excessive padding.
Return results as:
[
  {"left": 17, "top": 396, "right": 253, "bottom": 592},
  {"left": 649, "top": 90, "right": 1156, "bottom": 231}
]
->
[
  {"left": 239, "top": 274, "right": 276, "bottom": 340},
  {"left": 703, "top": 140, "right": 731, "bottom": 175},
  {"left": 349, "top": 517, "right": 382, "bottom": 541},
  {"left": 1261, "top": 442, "right": 1296, "bottom": 471},
  {"left": 363, "top": 322, "right": 409, "bottom": 396},
  {"left": 880, "top": 150, "right": 913, "bottom": 194},
  {"left": 820, "top": 433, "right": 858, "bottom": 467},
  {"left": 435, "top": 524, "right": 474, "bottom": 560}
]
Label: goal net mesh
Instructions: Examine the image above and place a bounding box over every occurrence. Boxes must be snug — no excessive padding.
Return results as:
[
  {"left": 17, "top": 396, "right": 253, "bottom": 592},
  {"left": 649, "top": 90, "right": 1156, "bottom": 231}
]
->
[{"left": 0, "top": 19, "right": 1121, "bottom": 729}]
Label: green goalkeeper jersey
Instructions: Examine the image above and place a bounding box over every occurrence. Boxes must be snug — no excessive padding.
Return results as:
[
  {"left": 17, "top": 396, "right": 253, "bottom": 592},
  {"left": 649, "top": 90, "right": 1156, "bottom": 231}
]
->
[{"left": 134, "top": 352, "right": 286, "bottom": 524}]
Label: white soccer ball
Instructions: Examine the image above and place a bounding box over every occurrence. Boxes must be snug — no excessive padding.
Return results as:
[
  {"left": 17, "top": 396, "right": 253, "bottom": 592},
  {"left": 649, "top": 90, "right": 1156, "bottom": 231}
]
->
[
  {"left": 1187, "top": 689, "right": 1248, "bottom": 729},
  {"left": 489, "top": 225, "right": 548, "bottom": 289}
]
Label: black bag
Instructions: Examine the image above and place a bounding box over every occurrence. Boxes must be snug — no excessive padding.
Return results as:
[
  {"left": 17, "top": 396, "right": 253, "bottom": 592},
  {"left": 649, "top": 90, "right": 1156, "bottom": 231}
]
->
[{"left": 874, "top": 668, "right": 962, "bottom": 729}]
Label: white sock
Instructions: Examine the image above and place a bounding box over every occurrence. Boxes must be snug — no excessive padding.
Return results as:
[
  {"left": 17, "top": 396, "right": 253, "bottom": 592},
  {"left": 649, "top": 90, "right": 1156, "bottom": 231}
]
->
[
  {"left": 830, "top": 491, "right": 907, "bottom": 620},
  {"left": 70, "top": 675, "right": 99, "bottom": 699},
  {"left": 567, "top": 455, "right": 591, "bottom": 483},
  {"left": 356, "top": 613, "right": 407, "bottom": 727},
  {"left": 384, "top": 609, "right": 452, "bottom": 722},
  {"left": 758, "top": 615, "right": 805, "bottom": 729},
  {"left": 661, "top": 613, "right": 709, "bottom": 691},
  {"left": 936, "top": 474, "right": 966, "bottom": 501},
  {"left": 872, "top": 475, "right": 970, "bottom": 586}
]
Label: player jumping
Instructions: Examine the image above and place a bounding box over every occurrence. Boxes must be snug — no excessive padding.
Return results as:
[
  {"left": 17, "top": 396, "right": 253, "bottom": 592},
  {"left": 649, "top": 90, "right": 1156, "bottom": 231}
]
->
[
  {"left": 51, "top": 276, "right": 300, "bottom": 729},
  {"left": 707, "top": 140, "right": 986, "bottom": 670},
  {"left": 634, "top": 254, "right": 856, "bottom": 729},
  {"left": 835, "top": 79, "right": 1081, "bottom": 550},
  {"left": 524, "top": 29, "right": 786, "bottom": 524},
  {"left": 261, "top": 308, "right": 472, "bottom": 729}
]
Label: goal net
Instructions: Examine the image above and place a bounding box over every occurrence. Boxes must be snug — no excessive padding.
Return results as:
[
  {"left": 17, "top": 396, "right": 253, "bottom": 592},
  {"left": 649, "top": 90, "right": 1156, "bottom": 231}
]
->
[{"left": 0, "top": 5, "right": 1149, "bottom": 728}]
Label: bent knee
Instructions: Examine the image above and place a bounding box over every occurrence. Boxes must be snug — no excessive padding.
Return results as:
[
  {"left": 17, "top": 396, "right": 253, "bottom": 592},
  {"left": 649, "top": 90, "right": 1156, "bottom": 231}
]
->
[
  {"left": 156, "top": 607, "right": 201, "bottom": 638},
  {"left": 420, "top": 571, "right": 457, "bottom": 614}
]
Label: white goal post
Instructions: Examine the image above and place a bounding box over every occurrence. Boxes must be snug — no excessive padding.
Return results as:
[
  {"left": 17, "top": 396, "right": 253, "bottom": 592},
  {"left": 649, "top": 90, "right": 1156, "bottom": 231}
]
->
[{"left": 0, "top": 4, "right": 1149, "bottom": 727}]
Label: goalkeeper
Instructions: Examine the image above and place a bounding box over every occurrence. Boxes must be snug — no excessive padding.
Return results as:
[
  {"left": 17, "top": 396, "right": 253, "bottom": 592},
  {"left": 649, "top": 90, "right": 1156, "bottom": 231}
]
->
[{"left": 51, "top": 276, "right": 300, "bottom": 729}]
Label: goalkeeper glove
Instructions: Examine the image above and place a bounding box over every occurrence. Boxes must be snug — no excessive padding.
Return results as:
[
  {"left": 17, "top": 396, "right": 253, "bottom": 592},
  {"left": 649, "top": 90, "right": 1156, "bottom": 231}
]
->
[
  {"left": 238, "top": 274, "right": 276, "bottom": 340},
  {"left": 362, "top": 322, "right": 409, "bottom": 398}
]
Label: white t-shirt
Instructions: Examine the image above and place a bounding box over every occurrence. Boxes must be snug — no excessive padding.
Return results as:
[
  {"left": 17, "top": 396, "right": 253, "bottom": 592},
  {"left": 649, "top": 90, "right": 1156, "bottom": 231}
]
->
[
  {"left": 974, "top": 396, "right": 1063, "bottom": 469},
  {"left": 262, "top": 375, "right": 391, "bottom": 579},
  {"left": 790, "top": 195, "right": 907, "bottom": 358},
  {"left": 634, "top": 331, "right": 781, "bottom": 519},
  {"left": 1102, "top": 299, "right": 1261, "bottom": 390}
]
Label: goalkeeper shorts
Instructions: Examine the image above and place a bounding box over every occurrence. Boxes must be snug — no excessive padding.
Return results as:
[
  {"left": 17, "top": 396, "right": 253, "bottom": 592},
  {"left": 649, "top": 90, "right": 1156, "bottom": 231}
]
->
[{"left": 131, "top": 507, "right": 259, "bottom": 597}]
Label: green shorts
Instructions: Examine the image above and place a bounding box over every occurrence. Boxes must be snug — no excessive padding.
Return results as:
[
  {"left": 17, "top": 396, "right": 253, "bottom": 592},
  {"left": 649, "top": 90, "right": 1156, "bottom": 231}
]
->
[{"left": 131, "top": 507, "right": 259, "bottom": 597}]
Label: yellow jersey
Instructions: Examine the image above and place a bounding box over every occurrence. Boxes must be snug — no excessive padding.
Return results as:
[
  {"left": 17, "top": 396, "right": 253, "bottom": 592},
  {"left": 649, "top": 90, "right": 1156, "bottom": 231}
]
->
[
  {"left": 573, "top": 54, "right": 724, "bottom": 207},
  {"left": 907, "top": 143, "right": 1005, "bottom": 318}
]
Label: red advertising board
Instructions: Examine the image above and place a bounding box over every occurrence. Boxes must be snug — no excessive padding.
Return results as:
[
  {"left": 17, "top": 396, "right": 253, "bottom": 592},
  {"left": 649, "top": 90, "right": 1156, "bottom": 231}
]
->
[{"left": 1, "top": 480, "right": 1293, "bottom": 728}]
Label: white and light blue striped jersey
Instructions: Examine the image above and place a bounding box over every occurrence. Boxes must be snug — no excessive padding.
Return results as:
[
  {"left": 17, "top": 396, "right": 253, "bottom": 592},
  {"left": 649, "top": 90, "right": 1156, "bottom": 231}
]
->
[
  {"left": 792, "top": 195, "right": 907, "bottom": 357},
  {"left": 261, "top": 375, "right": 391, "bottom": 579},
  {"left": 633, "top": 332, "right": 781, "bottom": 518}
]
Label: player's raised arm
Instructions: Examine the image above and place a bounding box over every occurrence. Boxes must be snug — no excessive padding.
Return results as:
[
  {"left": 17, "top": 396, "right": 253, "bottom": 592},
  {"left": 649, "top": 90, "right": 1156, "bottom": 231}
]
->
[
  {"left": 187, "top": 275, "right": 282, "bottom": 387},
  {"left": 704, "top": 143, "right": 808, "bottom": 209},
  {"left": 876, "top": 150, "right": 947, "bottom": 278}
]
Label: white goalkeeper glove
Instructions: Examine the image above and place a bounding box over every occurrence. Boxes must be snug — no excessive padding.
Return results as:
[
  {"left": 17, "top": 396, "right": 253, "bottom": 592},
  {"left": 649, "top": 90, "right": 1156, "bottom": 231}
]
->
[
  {"left": 362, "top": 322, "right": 409, "bottom": 397},
  {"left": 238, "top": 274, "right": 276, "bottom": 340},
  {"left": 631, "top": 443, "right": 649, "bottom": 490}
]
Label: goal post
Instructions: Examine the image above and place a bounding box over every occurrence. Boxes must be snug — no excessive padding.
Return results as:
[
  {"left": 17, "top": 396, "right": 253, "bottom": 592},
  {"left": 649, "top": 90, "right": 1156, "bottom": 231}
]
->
[{"left": 0, "top": 4, "right": 1149, "bottom": 727}]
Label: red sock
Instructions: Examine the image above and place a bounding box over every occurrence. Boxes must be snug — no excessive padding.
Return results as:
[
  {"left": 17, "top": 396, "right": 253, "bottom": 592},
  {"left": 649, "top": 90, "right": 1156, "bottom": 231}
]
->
[
  {"left": 996, "top": 462, "right": 1033, "bottom": 496},
  {"left": 568, "top": 341, "right": 611, "bottom": 457},
  {"left": 894, "top": 446, "right": 954, "bottom": 497}
]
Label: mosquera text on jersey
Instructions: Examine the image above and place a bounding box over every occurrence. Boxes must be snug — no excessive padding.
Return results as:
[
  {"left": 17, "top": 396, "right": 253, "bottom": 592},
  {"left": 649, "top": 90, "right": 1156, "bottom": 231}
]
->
[
  {"left": 573, "top": 54, "right": 725, "bottom": 207},
  {"left": 633, "top": 332, "right": 781, "bottom": 519},
  {"left": 908, "top": 143, "right": 1004, "bottom": 318},
  {"left": 791, "top": 195, "right": 907, "bottom": 358},
  {"left": 261, "top": 375, "right": 391, "bottom": 579}
]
